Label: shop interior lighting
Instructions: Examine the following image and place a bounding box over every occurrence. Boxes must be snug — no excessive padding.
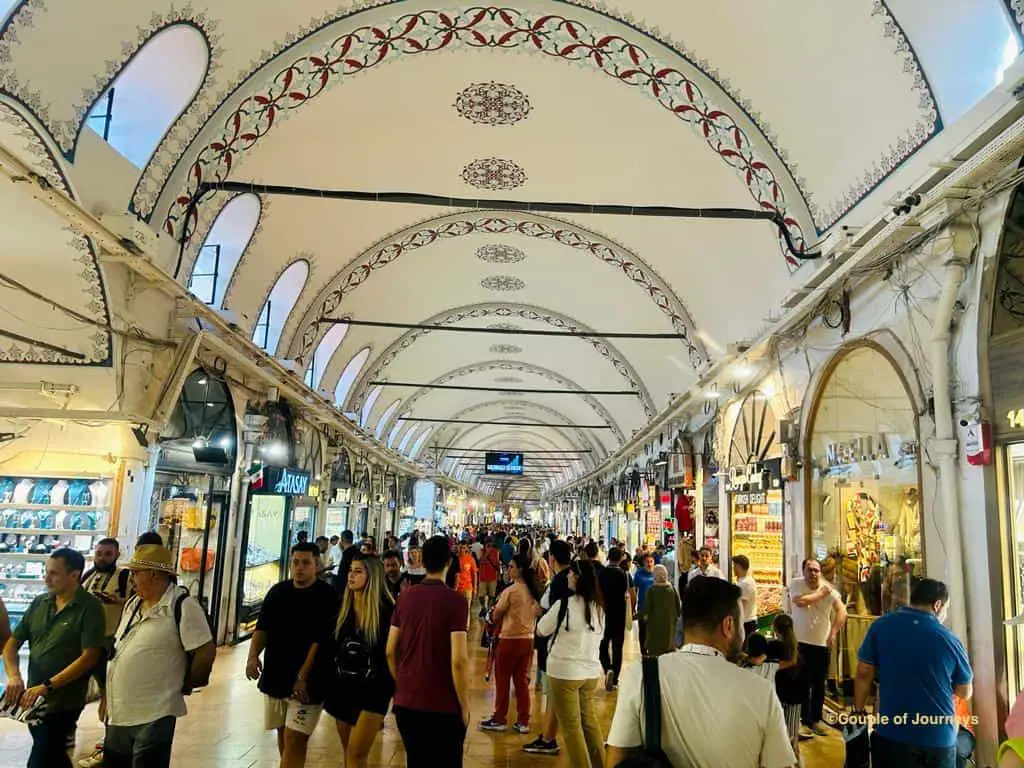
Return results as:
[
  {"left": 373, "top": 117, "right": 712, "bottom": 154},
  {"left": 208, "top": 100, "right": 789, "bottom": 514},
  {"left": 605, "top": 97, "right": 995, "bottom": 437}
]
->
[
  {"left": 217, "top": 436, "right": 232, "bottom": 449},
  {"left": 192, "top": 436, "right": 208, "bottom": 449}
]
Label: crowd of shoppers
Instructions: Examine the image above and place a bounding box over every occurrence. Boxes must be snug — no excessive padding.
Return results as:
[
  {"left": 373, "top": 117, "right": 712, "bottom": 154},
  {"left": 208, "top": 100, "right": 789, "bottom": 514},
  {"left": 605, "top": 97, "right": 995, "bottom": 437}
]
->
[{"left": 0, "top": 523, "right": 981, "bottom": 768}]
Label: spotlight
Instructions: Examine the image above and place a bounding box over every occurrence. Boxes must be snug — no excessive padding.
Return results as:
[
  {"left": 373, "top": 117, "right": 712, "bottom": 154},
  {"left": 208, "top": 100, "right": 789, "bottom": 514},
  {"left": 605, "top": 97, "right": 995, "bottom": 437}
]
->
[{"left": 192, "top": 436, "right": 209, "bottom": 449}]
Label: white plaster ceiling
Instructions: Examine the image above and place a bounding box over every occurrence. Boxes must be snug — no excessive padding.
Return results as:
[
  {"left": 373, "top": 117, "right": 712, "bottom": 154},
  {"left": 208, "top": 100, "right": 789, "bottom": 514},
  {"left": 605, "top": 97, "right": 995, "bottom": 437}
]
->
[{"left": 0, "top": 0, "right": 1016, "bottom": 495}]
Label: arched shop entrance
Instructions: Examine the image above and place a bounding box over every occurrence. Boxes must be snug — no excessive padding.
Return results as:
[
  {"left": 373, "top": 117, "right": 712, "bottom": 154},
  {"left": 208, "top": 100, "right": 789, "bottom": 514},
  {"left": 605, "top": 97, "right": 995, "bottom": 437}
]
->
[
  {"left": 989, "top": 183, "right": 1024, "bottom": 704},
  {"left": 150, "top": 369, "right": 237, "bottom": 638},
  {"left": 804, "top": 341, "right": 923, "bottom": 709},
  {"left": 325, "top": 449, "right": 354, "bottom": 538},
  {"left": 725, "top": 391, "right": 786, "bottom": 624}
]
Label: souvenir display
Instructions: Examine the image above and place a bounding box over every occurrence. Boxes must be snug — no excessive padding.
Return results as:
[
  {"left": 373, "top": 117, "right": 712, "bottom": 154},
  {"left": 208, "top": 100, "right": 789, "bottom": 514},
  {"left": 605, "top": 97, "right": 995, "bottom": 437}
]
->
[
  {"left": 0, "top": 475, "right": 112, "bottom": 631},
  {"left": 730, "top": 488, "right": 785, "bottom": 615}
]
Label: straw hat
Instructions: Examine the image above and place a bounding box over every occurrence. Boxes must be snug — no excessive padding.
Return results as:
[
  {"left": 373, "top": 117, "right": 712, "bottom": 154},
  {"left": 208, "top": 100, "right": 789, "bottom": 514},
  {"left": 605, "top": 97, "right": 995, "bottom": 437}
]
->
[{"left": 128, "top": 544, "right": 176, "bottom": 575}]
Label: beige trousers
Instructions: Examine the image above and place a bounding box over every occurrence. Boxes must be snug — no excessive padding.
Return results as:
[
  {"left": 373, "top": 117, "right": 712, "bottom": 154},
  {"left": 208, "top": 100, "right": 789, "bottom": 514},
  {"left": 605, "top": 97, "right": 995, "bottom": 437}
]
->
[{"left": 547, "top": 676, "right": 605, "bottom": 768}]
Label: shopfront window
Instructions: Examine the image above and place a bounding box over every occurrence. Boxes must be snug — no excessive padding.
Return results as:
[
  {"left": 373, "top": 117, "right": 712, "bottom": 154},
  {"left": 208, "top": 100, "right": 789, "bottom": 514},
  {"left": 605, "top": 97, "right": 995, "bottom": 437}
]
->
[
  {"left": 807, "top": 343, "right": 922, "bottom": 704},
  {"left": 1002, "top": 443, "right": 1024, "bottom": 698}
]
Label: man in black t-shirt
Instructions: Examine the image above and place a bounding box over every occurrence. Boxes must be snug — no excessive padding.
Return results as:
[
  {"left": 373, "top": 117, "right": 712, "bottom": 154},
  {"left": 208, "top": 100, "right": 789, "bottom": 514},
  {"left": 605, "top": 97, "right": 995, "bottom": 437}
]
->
[
  {"left": 332, "top": 529, "right": 357, "bottom": 596},
  {"left": 599, "top": 547, "right": 630, "bottom": 690},
  {"left": 247, "top": 543, "right": 338, "bottom": 767}
]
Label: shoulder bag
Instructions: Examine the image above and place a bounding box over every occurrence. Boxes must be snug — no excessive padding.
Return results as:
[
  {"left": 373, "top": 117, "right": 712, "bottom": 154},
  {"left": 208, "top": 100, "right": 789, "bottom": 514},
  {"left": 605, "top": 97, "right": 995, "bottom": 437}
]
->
[{"left": 614, "top": 656, "right": 673, "bottom": 768}]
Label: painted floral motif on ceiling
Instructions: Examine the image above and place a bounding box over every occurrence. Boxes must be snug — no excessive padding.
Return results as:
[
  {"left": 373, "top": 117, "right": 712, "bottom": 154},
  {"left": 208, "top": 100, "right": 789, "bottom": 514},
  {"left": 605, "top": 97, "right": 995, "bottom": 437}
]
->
[
  {"left": 455, "top": 81, "right": 532, "bottom": 126},
  {"left": 344, "top": 303, "right": 655, "bottom": 420},
  {"left": 480, "top": 275, "right": 525, "bottom": 292},
  {"left": 461, "top": 157, "right": 527, "bottom": 191},
  {"left": 488, "top": 322, "right": 521, "bottom": 331},
  {"left": 0, "top": 102, "right": 110, "bottom": 364},
  {"left": 477, "top": 244, "right": 526, "bottom": 263},
  {"left": 375, "top": 360, "right": 624, "bottom": 445},
  {"left": 153, "top": 6, "right": 810, "bottom": 262},
  {"left": 490, "top": 343, "right": 523, "bottom": 354},
  {"left": 293, "top": 214, "right": 703, "bottom": 372}
]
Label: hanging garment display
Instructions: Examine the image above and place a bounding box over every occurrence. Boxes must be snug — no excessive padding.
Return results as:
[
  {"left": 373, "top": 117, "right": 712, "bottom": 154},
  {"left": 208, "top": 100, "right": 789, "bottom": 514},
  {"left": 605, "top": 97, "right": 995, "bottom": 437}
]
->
[{"left": 892, "top": 488, "right": 921, "bottom": 556}]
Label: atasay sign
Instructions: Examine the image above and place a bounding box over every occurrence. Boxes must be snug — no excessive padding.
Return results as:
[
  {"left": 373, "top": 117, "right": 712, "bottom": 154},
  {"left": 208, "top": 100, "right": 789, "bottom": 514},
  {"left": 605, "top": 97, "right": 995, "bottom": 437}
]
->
[{"left": 258, "top": 467, "right": 311, "bottom": 496}]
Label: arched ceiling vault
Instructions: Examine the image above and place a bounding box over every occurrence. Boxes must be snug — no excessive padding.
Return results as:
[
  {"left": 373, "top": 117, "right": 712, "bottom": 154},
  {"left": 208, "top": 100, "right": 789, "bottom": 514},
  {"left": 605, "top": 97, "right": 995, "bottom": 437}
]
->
[
  {"left": 2, "top": 0, "right": 1011, "bottom": 489},
  {"left": 345, "top": 302, "right": 656, "bottom": 419}
]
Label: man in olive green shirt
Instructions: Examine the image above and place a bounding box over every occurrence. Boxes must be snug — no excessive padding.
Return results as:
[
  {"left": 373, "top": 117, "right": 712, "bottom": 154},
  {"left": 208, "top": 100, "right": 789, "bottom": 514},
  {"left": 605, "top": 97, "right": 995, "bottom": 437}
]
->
[{"left": 2, "top": 548, "right": 106, "bottom": 768}]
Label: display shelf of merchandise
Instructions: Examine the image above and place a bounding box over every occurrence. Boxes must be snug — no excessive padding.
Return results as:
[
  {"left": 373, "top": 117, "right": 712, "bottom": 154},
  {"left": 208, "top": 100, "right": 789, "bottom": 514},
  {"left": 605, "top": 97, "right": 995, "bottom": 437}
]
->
[
  {"left": 0, "top": 503, "right": 109, "bottom": 511},
  {"left": 0, "top": 528, "right": 108, "bottom": 536},
  {"left": 0, "top": 552, "right": 95, "bottom": 560}
]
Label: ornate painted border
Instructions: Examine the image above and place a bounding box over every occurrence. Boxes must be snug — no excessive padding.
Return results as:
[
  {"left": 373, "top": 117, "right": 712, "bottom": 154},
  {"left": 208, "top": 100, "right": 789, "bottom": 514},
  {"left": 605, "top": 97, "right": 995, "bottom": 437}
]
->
[
  {"left": 0, "top": 7, "right": 222, "bottom": 159},
  {"left": 374, "top": 360, "right": 627, "bottom": 444},
  {"left": 153, "top": 5, "right": 811, "bottom": 261},
  {"left": 346, "top": 303, "right": 656, "bottom": 420},
  {"left": 0, "top": 100, "right": 111, "bottom": 365},
  {"left": 1007, "top": 0, "right": 1024, "bottom": 39},
  {"left": 289, "top": 211, "right": 705, "bottom": 370}
]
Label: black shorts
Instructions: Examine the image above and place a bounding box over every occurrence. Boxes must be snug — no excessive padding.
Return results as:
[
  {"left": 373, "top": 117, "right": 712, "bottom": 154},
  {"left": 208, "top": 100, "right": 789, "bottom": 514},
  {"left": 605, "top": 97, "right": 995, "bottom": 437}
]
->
[{"left": 324, "top": 676, "right": 394, "bottom": 725}]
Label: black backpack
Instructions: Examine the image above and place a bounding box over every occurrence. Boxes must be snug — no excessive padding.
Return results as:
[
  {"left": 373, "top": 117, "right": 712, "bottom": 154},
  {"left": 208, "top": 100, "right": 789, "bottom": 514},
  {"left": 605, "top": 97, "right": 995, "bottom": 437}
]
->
[{"left": 614, "top": 657, "right": 672, "bottom": 768}]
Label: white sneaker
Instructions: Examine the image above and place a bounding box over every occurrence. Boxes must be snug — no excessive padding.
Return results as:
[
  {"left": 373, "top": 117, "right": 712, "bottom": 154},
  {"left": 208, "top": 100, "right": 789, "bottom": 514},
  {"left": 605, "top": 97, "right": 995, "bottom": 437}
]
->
[{"left": 78, "top": 749, "right": 104, "bottom": 768}]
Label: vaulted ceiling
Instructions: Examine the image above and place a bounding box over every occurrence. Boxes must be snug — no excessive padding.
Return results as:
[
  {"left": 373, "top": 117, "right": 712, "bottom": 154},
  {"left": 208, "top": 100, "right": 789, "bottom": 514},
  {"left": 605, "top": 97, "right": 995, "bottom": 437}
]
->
[{"left": 0, "top": 0, "right": 1020, "bottom": 498}]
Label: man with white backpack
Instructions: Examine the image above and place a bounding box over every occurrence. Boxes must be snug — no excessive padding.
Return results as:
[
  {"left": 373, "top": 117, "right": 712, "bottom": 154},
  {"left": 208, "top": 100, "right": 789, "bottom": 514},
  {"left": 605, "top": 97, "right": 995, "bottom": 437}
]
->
[{"left": 103, "top": 545, "right": 215, "bottom": 767}]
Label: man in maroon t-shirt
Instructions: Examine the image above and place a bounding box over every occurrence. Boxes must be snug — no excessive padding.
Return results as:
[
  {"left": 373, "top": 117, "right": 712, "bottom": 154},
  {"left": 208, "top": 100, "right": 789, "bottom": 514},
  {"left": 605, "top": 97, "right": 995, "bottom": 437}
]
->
[{"left": 387, "top": 535, "right": 470, "bottom": 768}]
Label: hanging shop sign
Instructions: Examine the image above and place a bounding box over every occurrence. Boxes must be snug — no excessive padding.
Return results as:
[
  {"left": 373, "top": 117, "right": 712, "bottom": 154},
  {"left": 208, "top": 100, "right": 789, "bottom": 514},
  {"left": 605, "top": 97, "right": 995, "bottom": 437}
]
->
[
  {"left": 252, "top": 467, "right": 311, "bottom": 496},
  {"left": 822, "top": 434, "right": 891, "bottom": 468},
  {"left": 725, "top": 459, "right": 783, "bottom": 493}
]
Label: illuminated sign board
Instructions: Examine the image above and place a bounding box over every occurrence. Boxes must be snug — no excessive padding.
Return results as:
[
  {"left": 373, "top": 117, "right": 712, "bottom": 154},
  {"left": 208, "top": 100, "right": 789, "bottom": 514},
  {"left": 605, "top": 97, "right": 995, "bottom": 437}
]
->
[{"left": 485, "top": 452, "right": 523, "bottom": 476}]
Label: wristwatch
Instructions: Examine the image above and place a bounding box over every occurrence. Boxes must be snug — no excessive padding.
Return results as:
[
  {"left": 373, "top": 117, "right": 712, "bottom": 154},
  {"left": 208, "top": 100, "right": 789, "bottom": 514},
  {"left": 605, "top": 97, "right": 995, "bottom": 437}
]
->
[{"left": 43, "top": 679, "right": 55, "bottom": 693}]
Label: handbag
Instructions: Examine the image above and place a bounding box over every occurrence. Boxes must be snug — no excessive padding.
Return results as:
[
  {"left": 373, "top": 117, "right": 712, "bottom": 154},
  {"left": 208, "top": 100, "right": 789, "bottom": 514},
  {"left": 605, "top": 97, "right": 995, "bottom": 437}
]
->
[
  {"left": 336, "top": 631, "right": 376, "bottom": 681},
  {"left": 614, "top": 656, "right": 672, "bottom": 767}
]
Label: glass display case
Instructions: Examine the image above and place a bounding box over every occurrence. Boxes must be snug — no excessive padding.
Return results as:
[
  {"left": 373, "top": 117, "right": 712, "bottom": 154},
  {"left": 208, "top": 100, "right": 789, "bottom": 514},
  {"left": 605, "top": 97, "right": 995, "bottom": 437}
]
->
[
  {"left": 236, "top": 493, "right": 289, "bottom": 638},
  {"left": 730, "top": 488, "right": 786, "bottom": 617},
  {"left": 0, "top": 474, "right": 112, "bottom": 633},
  {"left": 151, "top": 470, "right": 231, "bottom": 637}
]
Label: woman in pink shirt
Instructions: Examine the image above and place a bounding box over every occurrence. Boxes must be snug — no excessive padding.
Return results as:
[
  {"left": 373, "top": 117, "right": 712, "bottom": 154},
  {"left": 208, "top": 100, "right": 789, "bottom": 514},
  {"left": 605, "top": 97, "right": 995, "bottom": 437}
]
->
[{"left": 480, "top": 554, "right": 542, "bottom": 734}]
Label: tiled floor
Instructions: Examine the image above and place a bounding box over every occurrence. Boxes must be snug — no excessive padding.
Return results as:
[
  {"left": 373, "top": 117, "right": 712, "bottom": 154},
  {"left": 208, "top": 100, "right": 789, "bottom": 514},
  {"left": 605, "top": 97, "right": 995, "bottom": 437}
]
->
[{"left": 0, "top": 621, "right": 844, "bottom": 766}]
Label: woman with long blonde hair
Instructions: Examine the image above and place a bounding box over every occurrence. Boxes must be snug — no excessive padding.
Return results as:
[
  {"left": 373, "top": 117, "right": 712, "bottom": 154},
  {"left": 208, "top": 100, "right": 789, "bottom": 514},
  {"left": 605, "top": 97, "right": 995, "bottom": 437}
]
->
[{"left": 325, "top": 554, "right": 395, "bottom": 767}]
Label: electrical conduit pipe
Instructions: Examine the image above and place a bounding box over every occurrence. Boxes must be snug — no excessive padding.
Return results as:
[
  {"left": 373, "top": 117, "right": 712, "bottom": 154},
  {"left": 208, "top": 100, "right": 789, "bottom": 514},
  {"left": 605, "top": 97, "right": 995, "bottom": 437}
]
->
[{"left": 926, "top": 208, "right": 974, "bottom": 643}]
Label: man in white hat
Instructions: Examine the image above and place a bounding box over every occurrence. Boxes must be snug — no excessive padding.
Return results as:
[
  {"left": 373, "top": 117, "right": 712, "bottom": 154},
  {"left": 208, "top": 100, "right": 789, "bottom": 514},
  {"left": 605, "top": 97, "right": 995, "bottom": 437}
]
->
[{"left": 103, "top": 544, "right": 215, "bottom": 768}]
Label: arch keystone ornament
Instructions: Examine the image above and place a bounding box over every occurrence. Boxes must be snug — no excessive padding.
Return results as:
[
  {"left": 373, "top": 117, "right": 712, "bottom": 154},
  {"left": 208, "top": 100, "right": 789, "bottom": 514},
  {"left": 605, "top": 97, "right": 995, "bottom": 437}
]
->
[{"left": 481, "top": 275, "right": 525, "bottom": 292}]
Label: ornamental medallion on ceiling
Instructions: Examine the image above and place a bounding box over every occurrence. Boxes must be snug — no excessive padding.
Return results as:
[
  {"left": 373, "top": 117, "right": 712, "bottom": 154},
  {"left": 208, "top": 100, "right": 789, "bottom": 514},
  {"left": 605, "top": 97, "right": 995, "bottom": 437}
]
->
[
  {"left": 454, "top": 82, "right": 532, "bottom": 126},
  {"left": 461, "top": 158, "right": 527, "bottom": 191},
  {"left": 477, "top": 244, "right": 527, "bottom": 264},
  {"left": 490, "top": 344, "right": 523, "bottom": 354},
  {"left": 481, "top": 275, "right": 525, "bottom": 292}
]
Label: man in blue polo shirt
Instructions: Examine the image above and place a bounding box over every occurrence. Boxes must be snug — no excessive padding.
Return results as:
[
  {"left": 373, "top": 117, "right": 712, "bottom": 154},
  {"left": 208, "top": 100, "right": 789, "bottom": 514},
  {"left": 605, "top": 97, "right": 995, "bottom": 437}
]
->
[{"left": 854, "top": 578, "right": 972, "bottom": 768}]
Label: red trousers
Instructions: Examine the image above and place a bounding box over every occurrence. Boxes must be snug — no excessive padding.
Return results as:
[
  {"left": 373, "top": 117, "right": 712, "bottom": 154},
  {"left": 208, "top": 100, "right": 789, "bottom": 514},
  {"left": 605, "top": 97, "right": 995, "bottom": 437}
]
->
[{"left": 491, "top": 637, "right": 533, "bottom": 725}]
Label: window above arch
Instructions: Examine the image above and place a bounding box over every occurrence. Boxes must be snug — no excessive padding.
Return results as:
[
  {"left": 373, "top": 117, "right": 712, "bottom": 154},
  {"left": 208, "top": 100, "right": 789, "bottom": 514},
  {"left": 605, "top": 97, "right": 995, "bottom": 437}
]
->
[
  {"left": 334, "top": 348, "right": 370, "bottom": 408},
  {"left": 374, "top": 400, "right": 402, "bottom": 440},
  {"left": 86, "top": 24, "right": 208, "bottom": 168},
  {"left": 409, "top": 427, "right": 434, "bottom": 459},
  {"left": 387, "top": 412, "right": 411, "bottom": 448},
  {"left": 304, "top": 323, "right": 349, "bottom": 391},
  {"left": 360, "top": 386, "right": 383, "bottom": 428},
  {"left": 252, "top": 261, "right": 308, "bottom": 355},
  {"left": 189, "top": 194, "right": 260, "bottom": 308},
  {"left": 397, "top": 424, "right": 420, "bottom": 454}
]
